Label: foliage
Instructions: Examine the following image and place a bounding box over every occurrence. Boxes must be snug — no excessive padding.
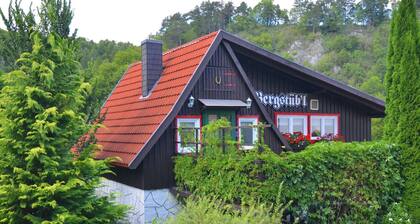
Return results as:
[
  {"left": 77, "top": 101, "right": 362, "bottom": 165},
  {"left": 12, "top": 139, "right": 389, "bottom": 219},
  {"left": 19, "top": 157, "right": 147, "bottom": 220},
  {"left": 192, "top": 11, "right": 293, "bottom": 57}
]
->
[
  {"left": 282, "top": 132, "right": 309, "bottom": 151},
  {"left": 253, "top": 0, "right": 288, "bottom": 26},
  {"left": 175, "top": 136, "right": 403, "bottom": 223},
  {"left": 384, "top": 0, "right": 420, "bottom": 221},
  {"left": 0, "top": 0, "right": 75, "bottom": 72},
  {"left": 166, "top": 195, "right": 292, "bottom": 224},
  {"left": 355, "top": 0, "right": 391, "bottom": 26},
  {"left": 0, "top": 33, "right": 127, "bottom": 223},
  {"left": 0, "top": 0, "right": 36, "bottom": 72},
  {"left": 383, "top": 203, "right": 412, "bottom": 224},
  {"left": 81, "top": 46, "right": 140, "bottom": 120},
  {"left": 1, "top": 0, "right": 395, "bottom": 140}
]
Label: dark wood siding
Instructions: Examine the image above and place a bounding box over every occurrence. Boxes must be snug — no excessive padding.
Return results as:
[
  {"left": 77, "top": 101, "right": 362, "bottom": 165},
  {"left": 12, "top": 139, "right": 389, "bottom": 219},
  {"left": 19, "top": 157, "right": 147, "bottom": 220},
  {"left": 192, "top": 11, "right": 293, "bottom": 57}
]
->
[
  {"left": 236, "top": 53, "right": 372, "bottom": 142},
  {"left": 105, "top": 126, "right": 176, "bottom": 190},
  {"left": 178, "top": 44, "right": 283, "bottom": 152},
  {"left": 110, "top": 44, "right": 373, "bottom": 190}
]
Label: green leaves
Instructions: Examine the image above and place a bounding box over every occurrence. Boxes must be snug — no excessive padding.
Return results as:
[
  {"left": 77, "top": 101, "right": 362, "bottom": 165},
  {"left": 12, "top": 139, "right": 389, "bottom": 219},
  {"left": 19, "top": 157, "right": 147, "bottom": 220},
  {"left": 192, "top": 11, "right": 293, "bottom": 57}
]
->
[
  {"left": 175, "top": 142, "right": 403, "bottom": 223},
  {"left": 0, "top": 32, "right": 126, "bottom": 223},
  {"left": 384, "top": 0, "right": 420, "bottom": 221}
]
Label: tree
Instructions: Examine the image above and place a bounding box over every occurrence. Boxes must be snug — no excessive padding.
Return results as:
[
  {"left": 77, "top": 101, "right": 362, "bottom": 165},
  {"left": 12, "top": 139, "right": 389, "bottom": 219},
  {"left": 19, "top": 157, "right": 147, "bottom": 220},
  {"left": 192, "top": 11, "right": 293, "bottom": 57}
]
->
[
  {"left": 0, "top": 0, "right": 36, "bottom": 71},
  {"left": 0, "top": 0, "right": 75, "bottom": 72},
  {"left": 228, "top": 2, "right": 256, "bottom": 33},
  {"left": 38, "top": 0, "right": 77, "bottom": 38},
  {"left": 253, "top": 0, "right": 288, "bottom": 26},
  {"left": 0, "top": 32, "right": 127, "bottom": 223},
  {"left": 188, "top": 1, "right": 223, "bottom": 35},
  {"left": 355, "top": 0, "right": 390, "bottom": 26},
  {"left": 291, "top": 0, "right": 323, "bottom": 32},
  {"left": 384, "top": 0, "right": 420, "bottom": 221},
  {"left": 82, "top": 46, "right": 140, "bottom": 121},
  {"left": 160, "top": 13, "right": 196, "bottom": 49}
]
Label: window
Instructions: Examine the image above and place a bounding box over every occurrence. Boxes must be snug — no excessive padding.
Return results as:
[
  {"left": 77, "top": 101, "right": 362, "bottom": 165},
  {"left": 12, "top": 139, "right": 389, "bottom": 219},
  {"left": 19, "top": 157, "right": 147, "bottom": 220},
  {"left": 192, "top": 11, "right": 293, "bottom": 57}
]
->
[
  {"left": 276, "top": 114, "right": 308, "bottom": 135},
  {"left": 310, "top": 99, "right": 319, "bottom": 110},
  {"left": 310, "top": 115, "right": 338, "bottom": 139},
  {"left": 176, "top": 117, "right": 201, "bottom": 154},
  {"left": 238, "top": 116, "right": 258, "bottom": 150}
]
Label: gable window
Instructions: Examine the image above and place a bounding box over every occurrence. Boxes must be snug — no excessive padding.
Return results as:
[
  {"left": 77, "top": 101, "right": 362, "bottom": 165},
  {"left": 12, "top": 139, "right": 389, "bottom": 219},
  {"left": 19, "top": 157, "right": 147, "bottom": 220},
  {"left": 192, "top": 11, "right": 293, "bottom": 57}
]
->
[
  {"left": 310, "top": 115, "right": 338, "bottom": 139},
  {"left": 276, "top": 114, "right": 308, "bottom": 135},
  {"left": 176, "top": 116, "right": 201, "bottom": 154},
  {"left": 238, "top": 116, "right": 258, "bottom": 150}
]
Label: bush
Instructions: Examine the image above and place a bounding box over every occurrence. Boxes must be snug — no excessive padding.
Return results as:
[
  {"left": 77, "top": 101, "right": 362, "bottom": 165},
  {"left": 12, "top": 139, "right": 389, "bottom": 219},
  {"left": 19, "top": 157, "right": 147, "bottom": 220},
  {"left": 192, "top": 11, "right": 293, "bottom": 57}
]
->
[
  {"left": 174, "top": 141, "right": 403, "bottom": 223},
  {"left": 383, "top": 203, "right": 412, "bottom": 224},
  {"left": 166, "top": 195, "right": 292, "bottom": 224}
]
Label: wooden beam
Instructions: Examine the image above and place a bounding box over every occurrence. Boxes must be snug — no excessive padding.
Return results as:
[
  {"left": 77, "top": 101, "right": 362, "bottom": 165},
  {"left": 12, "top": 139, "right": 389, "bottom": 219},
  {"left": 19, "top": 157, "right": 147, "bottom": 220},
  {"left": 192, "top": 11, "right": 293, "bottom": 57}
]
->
[{"left": 222, "top": 40, "right": 291, "bottom": 150}]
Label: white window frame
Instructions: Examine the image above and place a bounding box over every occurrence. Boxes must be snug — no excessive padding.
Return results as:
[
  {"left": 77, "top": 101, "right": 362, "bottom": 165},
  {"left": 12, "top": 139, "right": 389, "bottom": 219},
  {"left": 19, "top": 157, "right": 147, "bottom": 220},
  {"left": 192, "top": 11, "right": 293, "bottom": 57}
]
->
[
  {"left": 310, "top": 115, "right": 338, "bottom": 140},
  {"left": 238, "top": 117, "right": 258, "bottom": 150},
  {"left": 176, "top": 117, "right": 201, "bottom": 154},
  {"left": 276, "top": 115, "right": 308, "bottom": 135}
]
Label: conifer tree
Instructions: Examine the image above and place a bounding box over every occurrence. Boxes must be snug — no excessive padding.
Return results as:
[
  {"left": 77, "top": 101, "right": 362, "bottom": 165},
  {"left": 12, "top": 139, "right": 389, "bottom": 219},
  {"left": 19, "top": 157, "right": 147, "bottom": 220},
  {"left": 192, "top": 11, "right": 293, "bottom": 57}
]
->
[
  {"left": 0, "top": 33, "right": 126, "bottom": 223},
  {"left": 384, "top": 0, "right": 420, "bottom": 221}
]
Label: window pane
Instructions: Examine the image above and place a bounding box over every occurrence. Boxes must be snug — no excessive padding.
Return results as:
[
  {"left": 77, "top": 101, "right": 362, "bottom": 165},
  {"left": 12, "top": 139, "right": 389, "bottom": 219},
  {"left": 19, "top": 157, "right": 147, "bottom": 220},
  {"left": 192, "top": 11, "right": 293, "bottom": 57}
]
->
[
  {"left": 279, "top": 118, "right": 289, "bottom": 133},
  {"left": 311, "top": 118, "right": 321, "bottom": 137},
  {"left": 179, "top": 122, "right": 197, "bottom": 149},
  {"left": 293, "top": 118, "right": 304, "bottom": 133},
  {"left": 208, "top": 114, "right": 218, "bottom": 123},
  {"left": 240, "top": 121, "right": 254, "bottom": 146},
  {"left": 324, "top": 118, "right": 335, "bottom": 134}
]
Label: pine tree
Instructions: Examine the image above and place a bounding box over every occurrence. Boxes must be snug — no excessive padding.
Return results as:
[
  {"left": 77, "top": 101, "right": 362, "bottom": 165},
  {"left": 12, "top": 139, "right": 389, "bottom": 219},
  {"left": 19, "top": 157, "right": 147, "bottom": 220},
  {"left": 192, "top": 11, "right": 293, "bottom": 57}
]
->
[
  {"left": 384, "top": 0, "right": 420, "bottom": 221},
  {"left": 0, "top": 33, "right": 126, "bottom": 223},
  {"left": 0, "top": 0, "right": 76, "bottom": 72}
]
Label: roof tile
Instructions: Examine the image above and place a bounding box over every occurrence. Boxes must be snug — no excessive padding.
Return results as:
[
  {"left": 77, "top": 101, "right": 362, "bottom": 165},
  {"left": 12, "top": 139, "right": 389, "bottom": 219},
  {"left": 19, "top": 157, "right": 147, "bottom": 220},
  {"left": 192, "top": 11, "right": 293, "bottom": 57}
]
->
[{"left": 95, "top": 31, "right": 218, "bottom": 166}]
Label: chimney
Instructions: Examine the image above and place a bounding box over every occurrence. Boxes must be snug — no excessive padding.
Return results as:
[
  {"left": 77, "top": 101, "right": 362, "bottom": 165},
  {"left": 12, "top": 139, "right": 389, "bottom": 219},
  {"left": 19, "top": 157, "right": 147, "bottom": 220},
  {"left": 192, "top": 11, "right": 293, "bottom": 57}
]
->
[{"left": 141, "top": 39, "right": 163, "bottom": 97}]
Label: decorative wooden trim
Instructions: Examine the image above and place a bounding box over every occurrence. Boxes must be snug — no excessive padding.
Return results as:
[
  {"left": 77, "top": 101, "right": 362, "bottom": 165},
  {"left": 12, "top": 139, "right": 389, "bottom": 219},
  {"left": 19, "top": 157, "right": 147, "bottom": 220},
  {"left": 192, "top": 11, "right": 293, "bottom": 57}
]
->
[
  {"left": 223, "top": 40, "right": 291, "bottom": 150},
  {"left": 220, "top": 30, "right": 384, "bottom": 117},
  {"left": 129, "top": 31, "right": 223, "bottom": 169}
]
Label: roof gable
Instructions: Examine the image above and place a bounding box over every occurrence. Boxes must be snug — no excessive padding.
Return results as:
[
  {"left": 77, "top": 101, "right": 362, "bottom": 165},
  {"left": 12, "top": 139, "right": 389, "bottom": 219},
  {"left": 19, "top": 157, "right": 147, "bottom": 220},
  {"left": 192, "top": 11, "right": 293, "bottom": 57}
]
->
[
  {"left": 95, "top": 31, "right": 219, "bottom": 167},
  {"left": 95, "top": 30, "right": 385, "bottom": 168},
  {"left": 220, "top": 31, "right": 385, "bottom": 116}
]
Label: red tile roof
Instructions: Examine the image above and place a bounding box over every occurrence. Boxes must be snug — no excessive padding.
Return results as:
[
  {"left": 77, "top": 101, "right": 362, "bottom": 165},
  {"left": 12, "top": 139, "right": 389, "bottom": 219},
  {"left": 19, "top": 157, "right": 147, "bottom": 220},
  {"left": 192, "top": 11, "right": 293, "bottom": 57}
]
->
[{"left": 95, "top": 31, "right": 219, "bottom": 167}]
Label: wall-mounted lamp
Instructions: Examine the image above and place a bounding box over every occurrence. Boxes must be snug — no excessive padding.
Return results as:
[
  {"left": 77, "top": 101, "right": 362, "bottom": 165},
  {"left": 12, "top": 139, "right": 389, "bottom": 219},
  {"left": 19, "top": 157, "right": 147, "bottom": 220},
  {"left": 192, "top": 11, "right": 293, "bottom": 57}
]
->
[
  {"left": 188, "top": 95, "right": 195, "bottom": 108},
  {"left": 246, "top": 97, "right": 252, "bottom": 109}
]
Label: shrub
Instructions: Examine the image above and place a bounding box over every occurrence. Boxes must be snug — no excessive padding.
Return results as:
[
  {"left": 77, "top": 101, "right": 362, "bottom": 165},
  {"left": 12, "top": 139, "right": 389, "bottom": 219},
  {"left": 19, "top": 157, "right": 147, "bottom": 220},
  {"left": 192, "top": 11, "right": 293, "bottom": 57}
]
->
[
  {"left": 383, "top": 203, "right": 412, "bottom": 224},
  {"left": 166, "top": 195, "right": 292, "bottom": 224},
  {"left": 174, "top": 141, "right": 403, "bottom": 223}
]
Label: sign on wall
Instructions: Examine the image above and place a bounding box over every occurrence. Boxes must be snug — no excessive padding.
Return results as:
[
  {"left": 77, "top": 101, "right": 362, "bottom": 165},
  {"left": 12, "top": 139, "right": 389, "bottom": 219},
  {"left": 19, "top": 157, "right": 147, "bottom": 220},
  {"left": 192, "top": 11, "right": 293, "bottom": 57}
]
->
[{"left": 256, "top": 91, "right": 307, "bottom": 109}]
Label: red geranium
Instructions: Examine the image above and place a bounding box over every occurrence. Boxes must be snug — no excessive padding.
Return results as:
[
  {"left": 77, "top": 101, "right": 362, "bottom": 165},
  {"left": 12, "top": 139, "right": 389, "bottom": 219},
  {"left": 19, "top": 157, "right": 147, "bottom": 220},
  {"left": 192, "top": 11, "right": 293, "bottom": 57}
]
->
[{"left": 282, "top": 132, "right": 309, "bottom": 151}]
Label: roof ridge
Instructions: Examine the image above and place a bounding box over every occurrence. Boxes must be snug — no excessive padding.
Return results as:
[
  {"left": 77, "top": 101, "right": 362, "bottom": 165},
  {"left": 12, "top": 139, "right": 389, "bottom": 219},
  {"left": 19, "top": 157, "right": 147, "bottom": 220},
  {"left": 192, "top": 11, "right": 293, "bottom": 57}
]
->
[
  {"left": 162, "top": 31, "right": 219, "bottom": 56},
  {"left": 125, "top": 31, "right": 219, "bottom": 66}
]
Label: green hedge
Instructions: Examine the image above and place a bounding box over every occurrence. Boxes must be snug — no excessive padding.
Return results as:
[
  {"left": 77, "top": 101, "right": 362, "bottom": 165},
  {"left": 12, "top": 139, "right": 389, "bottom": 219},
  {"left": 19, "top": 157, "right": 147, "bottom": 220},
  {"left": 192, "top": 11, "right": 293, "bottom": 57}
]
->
[{"left": 174, "top": 142, "right": 403, "bottom": 223}]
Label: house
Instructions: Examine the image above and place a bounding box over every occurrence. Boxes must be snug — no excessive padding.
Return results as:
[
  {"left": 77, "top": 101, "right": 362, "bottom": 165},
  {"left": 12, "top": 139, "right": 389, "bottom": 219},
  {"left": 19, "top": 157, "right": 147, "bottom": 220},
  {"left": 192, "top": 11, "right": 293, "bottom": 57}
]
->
[{"left": 95, "top": 30, "right": 385, "bottom": 223}]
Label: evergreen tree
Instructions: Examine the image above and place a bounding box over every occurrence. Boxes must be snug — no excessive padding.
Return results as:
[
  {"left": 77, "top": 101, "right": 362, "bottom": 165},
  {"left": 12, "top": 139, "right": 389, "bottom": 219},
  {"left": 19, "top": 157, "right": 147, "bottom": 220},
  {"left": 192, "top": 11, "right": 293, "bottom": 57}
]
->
[
  {"left": 384, "top": 0, "right": 420, "bottom": 221},
  {"left": 228, "top": 2, "right": 256, "bottom": 33},
  {"left": 0, "top": 33, "right": 126, "bottom": 223},
  {"left": 38, "top": 0, "right": 77, "bottom": 38},
  {"left": 160, "top": 13, "right": 196, "bottom": 49},
  {"left": 253, "top": 0, "right": 288, "bottom": 26},
  {"left": 0, "top": 0, "right": 36, "bottom": 71},
  {"left": 0, "top": 0, "right": 75, "bottom": 72},
  {"left": 355, "top": 0, "right": 390, "bottom": 26}
]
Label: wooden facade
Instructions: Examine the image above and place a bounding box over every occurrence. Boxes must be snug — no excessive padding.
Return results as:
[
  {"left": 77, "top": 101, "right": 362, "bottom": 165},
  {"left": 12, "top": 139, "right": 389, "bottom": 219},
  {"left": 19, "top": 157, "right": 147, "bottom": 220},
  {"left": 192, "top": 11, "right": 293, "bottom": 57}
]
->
[{"left": 107, "top": 37, "right": 383, "bottom": 189}]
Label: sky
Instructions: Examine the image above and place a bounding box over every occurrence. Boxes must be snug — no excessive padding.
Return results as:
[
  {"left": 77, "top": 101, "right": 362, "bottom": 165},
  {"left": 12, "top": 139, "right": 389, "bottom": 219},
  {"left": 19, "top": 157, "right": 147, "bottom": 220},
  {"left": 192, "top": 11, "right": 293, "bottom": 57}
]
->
[{"left": 0, "top": 0, "right": 294, "bottom": 45}]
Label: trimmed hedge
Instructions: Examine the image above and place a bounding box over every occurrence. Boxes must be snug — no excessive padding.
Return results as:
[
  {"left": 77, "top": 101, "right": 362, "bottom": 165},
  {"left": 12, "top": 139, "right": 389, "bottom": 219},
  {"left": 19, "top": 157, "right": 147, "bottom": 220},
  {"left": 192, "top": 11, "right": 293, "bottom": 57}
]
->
[{"left": 174, "top": 142, "right": 403, "bottom": 223}]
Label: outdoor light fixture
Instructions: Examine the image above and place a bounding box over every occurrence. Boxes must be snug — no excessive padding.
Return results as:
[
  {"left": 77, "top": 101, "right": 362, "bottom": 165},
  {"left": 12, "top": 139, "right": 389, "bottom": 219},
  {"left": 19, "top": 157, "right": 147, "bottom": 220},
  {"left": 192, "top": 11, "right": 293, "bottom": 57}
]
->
[
  {"left": 246, "top": 97, "right": 252, "bottom": 109},
  {"left": 188, "top": 95, "right": 195, "bottom": 108}
]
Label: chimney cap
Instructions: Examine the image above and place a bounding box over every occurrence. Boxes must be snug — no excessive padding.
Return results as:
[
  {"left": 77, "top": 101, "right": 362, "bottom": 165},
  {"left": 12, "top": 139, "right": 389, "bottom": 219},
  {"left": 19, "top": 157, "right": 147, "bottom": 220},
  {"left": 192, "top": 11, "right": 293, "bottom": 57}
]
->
[{"left": 141, "top": 39, "right": 163, "bottom": 45}]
